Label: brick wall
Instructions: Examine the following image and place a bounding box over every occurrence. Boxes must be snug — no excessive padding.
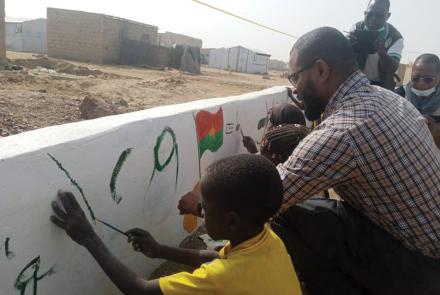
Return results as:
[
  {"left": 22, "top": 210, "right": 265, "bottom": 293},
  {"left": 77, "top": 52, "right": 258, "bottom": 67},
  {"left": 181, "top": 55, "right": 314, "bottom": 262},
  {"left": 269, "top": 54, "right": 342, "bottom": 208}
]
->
[
  {"left": 159, "top": 32, "right": 202, "bottom": 49},
  {"left": 47, "top": 8, "right": 105, "bottom": 63},
  {"left": 47, "top": 8, "right": 158, "bottom": 64},
  {"left": 102, "top": 16, "right": 158, "bottom": 63}
]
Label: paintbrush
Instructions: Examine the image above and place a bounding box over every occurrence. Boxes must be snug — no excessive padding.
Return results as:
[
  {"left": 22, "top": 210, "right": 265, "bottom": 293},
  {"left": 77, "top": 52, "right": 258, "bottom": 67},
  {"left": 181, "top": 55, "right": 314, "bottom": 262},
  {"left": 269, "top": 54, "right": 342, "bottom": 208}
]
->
[
  {"left": 96, "top": 218, "right": 128, "bottom": 236},
  {"left": 239, "top": 127, "right": 245, "bottom": 138}
]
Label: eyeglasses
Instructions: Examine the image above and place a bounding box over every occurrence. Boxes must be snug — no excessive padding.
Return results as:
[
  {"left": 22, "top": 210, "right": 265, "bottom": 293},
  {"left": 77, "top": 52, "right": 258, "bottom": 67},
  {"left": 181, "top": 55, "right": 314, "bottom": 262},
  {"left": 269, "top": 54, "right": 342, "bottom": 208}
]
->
[
  {"left": 287, "top": 61, "right": 316, "bottom": 87},
  {"left": 411, "top": 76, "right": 436, "bottom": 84}
]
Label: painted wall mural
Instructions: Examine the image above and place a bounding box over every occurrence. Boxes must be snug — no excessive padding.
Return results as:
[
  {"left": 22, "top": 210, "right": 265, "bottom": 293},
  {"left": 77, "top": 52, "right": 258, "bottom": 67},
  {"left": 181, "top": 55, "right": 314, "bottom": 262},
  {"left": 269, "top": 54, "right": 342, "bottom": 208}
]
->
[
  {"left": 2, "top": 237, "right": 15, "bottom": 260},
  {"left": 48, "top": 153, "right": 97, "bottom": 221},
  {"left": 14, "top": 256, "right": 55, "bottom": 295},
  {"left": 110, "top": 148, "right": 133, "bottom": 204},
  {"left": 149, "top": 127, "right": 179, "bottom": 191},
  {"left": 0, "top": 86, "right": 289, "bottom": 295}
]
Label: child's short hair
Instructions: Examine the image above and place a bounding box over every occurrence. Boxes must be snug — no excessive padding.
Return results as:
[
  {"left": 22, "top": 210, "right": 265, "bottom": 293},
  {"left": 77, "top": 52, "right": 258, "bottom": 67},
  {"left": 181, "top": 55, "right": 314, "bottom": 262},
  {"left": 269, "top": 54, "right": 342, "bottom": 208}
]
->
[
  {"left": 201, "top": 154, "right": 283, "bottom": 226},
  {"left": 270, "top": 103, "right": 306, "bottom": 126},
  {"left": 260, "top": 124, "right": 310, "bottom": 163}
]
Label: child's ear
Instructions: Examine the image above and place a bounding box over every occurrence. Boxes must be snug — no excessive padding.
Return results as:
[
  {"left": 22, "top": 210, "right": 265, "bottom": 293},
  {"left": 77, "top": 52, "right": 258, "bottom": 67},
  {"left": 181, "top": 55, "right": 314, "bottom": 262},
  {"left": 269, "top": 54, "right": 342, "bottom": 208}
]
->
[{"left": 227, "top": 211, "right": 241, "bottom": 232}]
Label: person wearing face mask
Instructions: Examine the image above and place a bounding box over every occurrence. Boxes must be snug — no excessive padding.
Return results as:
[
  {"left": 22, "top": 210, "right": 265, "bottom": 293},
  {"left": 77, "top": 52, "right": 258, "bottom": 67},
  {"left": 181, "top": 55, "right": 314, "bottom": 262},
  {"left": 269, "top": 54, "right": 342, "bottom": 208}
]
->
[
  {"left": 396, "top": 54, "right": 440, "bottom": 148},
  {"left": 348, "top": 0, "right": 403, "bottom": 90}
]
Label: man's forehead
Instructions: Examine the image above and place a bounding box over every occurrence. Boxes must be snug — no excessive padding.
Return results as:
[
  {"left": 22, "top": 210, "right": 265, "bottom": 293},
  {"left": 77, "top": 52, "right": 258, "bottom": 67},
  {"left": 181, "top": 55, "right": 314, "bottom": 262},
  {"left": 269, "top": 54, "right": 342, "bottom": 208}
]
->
[
  {"left": 289, "top": 52, "right": 298, "bottom": 72},
  {"left": 413, "top": 62, "right": 439, "bottom": 75}
]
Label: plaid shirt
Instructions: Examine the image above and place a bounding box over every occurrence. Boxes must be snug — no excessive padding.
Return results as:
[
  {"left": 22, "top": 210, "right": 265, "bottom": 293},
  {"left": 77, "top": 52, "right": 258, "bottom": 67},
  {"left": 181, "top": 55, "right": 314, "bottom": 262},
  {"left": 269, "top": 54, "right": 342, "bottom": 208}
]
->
[{"left": 278, "top": 71, "right": 440, "bottom": 258}]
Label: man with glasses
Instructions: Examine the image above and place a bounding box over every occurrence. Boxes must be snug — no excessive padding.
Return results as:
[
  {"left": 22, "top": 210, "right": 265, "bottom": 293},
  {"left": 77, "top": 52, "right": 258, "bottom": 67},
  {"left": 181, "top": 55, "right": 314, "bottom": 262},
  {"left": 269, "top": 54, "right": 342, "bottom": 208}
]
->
[
  {"left": 348, "top": 0, "right": 403, "bottom": 90},
  {"left": 276, "top": 27, "right": 440, "bottom": 294},
  {"left": 396, "top": 54, "right": 440, "bottom": 148},
  {"left": 179, "top": 26, "right": 440, "bottom": 294}
]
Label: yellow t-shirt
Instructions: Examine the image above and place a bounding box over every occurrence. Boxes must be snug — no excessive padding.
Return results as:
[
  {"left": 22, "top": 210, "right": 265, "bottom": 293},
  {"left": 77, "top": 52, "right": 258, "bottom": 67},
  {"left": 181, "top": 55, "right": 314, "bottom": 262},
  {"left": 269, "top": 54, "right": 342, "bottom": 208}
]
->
[{"left": 159, "top": 225, "right": 302, "bottom": 295}]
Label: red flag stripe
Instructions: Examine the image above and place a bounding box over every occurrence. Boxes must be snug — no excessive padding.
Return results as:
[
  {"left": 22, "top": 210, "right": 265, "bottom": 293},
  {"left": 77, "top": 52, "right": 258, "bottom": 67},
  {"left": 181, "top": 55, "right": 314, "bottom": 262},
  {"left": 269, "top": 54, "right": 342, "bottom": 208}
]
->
[{"left": 195, "top": 108, "right": 224, "bottom": 140}]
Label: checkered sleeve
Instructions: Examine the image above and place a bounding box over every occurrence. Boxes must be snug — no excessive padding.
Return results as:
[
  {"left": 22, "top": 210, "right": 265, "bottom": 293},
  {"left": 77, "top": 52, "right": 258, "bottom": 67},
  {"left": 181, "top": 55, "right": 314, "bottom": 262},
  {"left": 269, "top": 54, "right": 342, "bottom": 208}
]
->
[{"left": 277, "top": 127, "right": 356, "bottom": 210}]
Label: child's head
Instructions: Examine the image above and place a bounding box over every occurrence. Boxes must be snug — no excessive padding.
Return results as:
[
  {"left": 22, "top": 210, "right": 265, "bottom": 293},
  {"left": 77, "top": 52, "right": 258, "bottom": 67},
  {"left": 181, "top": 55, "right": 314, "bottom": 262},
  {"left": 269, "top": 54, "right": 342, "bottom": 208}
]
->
[
  {"left": 260, "top": 124, "right": 310, "bottom": 165},
  {"left": 269, "top": 103, "right": 306, "bottom": 128},
  {"left": 200, "top": 154, "right": 283, "bottom": 242}
]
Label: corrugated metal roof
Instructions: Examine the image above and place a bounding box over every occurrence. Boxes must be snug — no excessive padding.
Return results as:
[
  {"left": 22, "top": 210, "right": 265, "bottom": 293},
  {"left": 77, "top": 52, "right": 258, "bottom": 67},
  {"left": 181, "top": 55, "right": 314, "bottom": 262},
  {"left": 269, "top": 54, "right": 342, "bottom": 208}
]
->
[
  {"left": 230, "top": 46, "right": 271, "bottom": 56},
  {"left": 5, "top": 17, "right": 33, "bottom": 23}
]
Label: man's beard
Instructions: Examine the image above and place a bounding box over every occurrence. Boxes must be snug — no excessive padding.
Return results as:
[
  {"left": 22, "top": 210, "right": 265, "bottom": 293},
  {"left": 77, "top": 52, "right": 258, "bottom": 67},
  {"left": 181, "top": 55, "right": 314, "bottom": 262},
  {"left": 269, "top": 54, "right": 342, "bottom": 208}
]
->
[{"left": 302, "top": 80, "right": 327, "bottom": 121}]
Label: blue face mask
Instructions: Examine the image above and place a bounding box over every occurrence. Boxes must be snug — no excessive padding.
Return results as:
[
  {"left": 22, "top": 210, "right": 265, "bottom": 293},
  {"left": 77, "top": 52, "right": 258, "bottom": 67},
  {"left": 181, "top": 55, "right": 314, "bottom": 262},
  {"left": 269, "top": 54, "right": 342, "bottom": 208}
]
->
[{"left": 412, "top": 86, "right": 437, "bottom": 97}]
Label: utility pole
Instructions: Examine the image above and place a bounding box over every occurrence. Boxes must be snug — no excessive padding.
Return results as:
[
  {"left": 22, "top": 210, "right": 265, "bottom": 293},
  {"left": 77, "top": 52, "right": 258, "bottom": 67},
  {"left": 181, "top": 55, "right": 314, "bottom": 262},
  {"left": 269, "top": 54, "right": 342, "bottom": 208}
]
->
[{"left": 0, "top": 0, "right": 6, "bottom": 65}]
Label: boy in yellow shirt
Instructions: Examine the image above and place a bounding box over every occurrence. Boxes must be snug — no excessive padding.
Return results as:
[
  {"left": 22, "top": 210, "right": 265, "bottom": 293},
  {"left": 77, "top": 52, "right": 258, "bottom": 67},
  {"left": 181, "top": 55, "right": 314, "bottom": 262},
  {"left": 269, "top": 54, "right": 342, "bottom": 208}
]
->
[{"left": 50, "top": 154, "right": 302, "bottom": 295}]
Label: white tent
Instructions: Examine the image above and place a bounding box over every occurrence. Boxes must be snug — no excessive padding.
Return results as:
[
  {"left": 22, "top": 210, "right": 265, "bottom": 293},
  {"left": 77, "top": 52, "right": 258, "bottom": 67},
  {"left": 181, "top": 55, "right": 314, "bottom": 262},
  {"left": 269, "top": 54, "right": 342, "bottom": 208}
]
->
[{"left": 208, "top": 46, "right": 270, "bottom": 74}]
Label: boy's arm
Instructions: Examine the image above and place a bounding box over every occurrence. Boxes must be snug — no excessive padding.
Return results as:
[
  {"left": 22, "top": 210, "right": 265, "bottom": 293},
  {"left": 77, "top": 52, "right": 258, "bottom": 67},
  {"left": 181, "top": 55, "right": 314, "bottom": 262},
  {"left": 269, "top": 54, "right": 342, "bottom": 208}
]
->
[
  {"left": 84, "top": 235, "right": 162, "bottom": 295},
  {"left": 50, "top": 191, "right": 163, "bottom": 295},
  {"left": 127, "top": 228, "right": 219, "bottom": 268}
]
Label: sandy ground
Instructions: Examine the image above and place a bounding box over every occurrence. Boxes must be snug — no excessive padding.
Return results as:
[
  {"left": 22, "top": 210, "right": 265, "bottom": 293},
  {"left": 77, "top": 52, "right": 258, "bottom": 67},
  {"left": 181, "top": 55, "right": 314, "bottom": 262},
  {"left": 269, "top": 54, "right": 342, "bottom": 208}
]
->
[{"left": 0, "top": 51, "right": 287, "bottom": 137}]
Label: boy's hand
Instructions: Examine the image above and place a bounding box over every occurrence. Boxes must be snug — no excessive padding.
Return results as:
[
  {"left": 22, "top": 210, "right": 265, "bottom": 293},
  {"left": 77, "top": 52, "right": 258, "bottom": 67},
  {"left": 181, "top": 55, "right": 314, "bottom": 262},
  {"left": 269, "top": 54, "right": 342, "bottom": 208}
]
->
[
  {"left": 50, "top": 191, "right": 97, "bottom": 247},
  {"left": 242, "top": 136, "right": 258, "bottom": 154},
  {"left": 178, "top": 191, "right": 202, "bottom": 217},
  {"left": 126, "top": 228, "right": 163, "bottom": 258}
]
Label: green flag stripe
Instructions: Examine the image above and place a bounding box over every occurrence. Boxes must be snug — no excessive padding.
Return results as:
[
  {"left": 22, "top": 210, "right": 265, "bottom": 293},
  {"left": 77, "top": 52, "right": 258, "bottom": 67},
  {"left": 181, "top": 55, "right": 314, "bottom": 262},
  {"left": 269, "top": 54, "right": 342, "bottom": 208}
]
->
[{"left": 199, "top": 129, "right": 223, "bottom": 157}]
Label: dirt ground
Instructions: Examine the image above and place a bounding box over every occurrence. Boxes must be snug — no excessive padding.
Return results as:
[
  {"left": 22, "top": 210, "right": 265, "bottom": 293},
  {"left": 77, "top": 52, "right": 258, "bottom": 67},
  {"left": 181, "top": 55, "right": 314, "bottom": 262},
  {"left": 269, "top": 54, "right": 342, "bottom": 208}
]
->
[{"left": 0, "top": 51, "right": 287, "bottom": 137}]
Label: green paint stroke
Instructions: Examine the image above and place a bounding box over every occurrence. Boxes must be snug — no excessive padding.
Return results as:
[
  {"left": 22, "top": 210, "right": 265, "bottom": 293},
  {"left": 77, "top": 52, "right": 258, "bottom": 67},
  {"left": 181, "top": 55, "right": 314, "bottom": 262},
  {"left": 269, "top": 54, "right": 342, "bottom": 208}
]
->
[
  {"left": 5, "top": 237, "right": 15, "bottom": 260},
  {"left": 110, "top": 148, "right": 133, "bottom": 204},
  {"left": 149, "top": 127, "right": 179, "bottom": 190},
  {"left": 14, "top": 256, "right": 55, "bottom": 295},
  {"left": 48, "top": 153, "right": 96, "bottom": 221},
  {"left": 198, "top": 128, "right": 223, "bottom": 156}
]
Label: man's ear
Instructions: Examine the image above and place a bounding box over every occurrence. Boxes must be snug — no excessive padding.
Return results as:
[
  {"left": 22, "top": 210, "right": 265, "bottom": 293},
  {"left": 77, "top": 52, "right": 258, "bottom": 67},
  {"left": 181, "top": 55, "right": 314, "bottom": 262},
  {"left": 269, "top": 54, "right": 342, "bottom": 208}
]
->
[
  {"left": 314, "top": 59, "right": 331, "bottom": 83},
  {"left": 386, "top": 12, "right": 391, "bottom": 21}
]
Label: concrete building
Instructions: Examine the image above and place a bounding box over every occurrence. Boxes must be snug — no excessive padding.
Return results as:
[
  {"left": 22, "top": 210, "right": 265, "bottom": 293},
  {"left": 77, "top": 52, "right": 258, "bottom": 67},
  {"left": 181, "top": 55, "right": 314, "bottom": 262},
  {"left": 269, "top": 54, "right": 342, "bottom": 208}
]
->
[
  {"left": 159, "top": 31, "right": 202, "bottom": 48},
  {"left": 6, "top": 18, "right": 47, "bottom": 54},
  {"left": 0, "top": 0, "right": 6, "bottom": 64},
  {"left": 47, "top": 8, "right": 158, "bottom": 64},
  {"left": 209, "top": 46, "right": 271, "bottom": 74}
]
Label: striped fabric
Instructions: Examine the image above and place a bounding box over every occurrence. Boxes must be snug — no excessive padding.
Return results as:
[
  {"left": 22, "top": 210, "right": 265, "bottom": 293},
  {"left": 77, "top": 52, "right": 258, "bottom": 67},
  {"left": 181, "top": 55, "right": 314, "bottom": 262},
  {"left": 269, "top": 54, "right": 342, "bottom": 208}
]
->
[{"left": 278, "top": 71, "right": 440, "bottom": 258}]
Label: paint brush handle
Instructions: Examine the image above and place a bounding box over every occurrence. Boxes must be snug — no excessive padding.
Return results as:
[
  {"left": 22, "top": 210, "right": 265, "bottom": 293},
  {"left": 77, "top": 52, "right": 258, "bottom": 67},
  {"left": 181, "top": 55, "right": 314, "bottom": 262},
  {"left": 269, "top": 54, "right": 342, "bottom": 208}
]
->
[
  {"left": 96, "top": 218, "right": 128, "bottom": 236},
  {"left": 240, "top": 127, "right": 245, "bottom": 138}
]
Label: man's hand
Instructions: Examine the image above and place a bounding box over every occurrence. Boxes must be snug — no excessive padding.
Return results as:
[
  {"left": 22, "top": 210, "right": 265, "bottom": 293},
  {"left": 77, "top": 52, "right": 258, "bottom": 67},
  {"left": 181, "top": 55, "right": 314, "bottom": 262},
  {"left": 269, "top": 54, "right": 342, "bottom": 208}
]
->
[
  {"left": 126, "top": 228, "right": 163, "bottom": 258},
  {"left": 242, "top": 136, "right": 258, "bottom": 154},
  {"left": 374, "top": 38, "right": 386, "bottom": 55},
  {"left": 50, "top": 191, "right": 97, "bottom": 247},
  {"left": 178, "top": 191, "right": 202, "bottom": 217},
  {"left": 424, "top": 115, "right": 440, "bottom": 148},
  {"left": 348, "top": 31, "right": 359, "bottom": 48}
]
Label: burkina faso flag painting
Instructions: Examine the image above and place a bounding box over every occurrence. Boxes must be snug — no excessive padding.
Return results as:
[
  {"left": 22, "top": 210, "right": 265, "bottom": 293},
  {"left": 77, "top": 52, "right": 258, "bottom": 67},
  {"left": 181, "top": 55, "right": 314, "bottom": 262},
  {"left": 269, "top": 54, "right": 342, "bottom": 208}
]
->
[{"left": 195, "top": 107, "right": 224, "bottom": 158}]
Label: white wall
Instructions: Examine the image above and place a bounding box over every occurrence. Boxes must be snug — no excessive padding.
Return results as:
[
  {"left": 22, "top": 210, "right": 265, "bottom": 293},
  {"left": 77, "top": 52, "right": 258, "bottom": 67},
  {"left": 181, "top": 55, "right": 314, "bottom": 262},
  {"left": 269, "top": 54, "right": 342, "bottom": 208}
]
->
[
  {"left": 6, "top": 19, "right": 47, "bottom": 54},
  {"left": 247, "top": 52, "right": 270, "bottom": 75},
  {"left": 208, "top": 46, "right": 270, "bottom": 74},
  {"left": 5, "top": 22, "right": 23, "bottom": 51},
  {"left": 208, "top": 47, "right": 229, "bottom": 69},
  {"left": 0, "top": 87, "right": 289, "bottom": 295}
]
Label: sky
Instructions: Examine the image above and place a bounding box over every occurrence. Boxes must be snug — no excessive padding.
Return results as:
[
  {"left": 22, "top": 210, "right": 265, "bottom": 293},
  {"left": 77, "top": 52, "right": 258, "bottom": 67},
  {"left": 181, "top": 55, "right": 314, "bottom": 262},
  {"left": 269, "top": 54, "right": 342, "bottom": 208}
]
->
[{"left": 5, "top": 0, "right": 440, "bottom": 63}]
